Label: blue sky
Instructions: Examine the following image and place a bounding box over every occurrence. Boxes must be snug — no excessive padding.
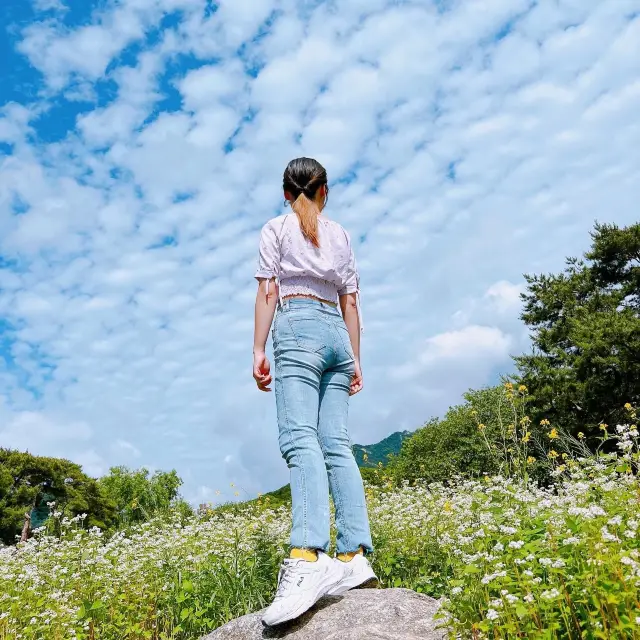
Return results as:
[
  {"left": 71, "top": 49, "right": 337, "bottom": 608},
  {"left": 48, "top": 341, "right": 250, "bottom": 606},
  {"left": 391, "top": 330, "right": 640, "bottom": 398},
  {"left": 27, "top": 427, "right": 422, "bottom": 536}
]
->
[{"left": 1, "top": 0, "right": 639, "bottom": 505}]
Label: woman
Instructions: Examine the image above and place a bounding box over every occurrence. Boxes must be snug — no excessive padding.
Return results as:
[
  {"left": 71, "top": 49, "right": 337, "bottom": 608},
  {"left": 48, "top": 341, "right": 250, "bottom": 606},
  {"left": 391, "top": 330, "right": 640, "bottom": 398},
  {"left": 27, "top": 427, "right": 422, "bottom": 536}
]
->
[{"left": 253, "top": 157, "right": 376, "bottom": 626}]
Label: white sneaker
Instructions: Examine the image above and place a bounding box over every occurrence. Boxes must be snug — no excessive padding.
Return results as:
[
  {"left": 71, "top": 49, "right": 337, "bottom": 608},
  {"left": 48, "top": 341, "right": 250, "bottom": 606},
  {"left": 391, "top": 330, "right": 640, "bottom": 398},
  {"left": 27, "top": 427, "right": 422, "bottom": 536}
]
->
[
  {"left": 326, "top": 554, "right": 378, "bottom": 596},
  {"left": 262, "top": 551, "right": 343, "bottom": 627}
]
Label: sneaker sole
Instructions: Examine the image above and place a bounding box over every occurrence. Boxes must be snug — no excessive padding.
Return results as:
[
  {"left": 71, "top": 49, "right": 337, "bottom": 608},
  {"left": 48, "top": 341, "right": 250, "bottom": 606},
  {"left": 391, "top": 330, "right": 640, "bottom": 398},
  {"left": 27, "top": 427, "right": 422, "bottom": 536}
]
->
[
  {"left": 326, "top": 573, "right": 379, "bottom": 597},
  {"left": 262, "top": 568, "right": 343, "bottom": 627},
  {"left": 355, "top": 577, "right": 380, "bottom": 590},
  {"left": 262, "top": 598, "right": 316, "bottom": 628}
]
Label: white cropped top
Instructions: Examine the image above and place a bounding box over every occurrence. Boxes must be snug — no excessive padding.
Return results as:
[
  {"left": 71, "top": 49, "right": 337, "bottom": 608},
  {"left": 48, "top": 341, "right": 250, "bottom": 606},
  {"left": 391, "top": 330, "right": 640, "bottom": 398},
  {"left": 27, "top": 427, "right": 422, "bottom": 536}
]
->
[{"left": 254, "top": 213, "right": 363, "bottom": 330}]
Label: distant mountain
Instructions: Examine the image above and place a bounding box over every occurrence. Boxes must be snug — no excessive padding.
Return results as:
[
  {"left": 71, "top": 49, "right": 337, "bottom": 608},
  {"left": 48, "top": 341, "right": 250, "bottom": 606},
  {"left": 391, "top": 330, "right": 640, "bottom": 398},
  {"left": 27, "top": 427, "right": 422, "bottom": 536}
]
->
[
  {"left": 352, "top": 431, "right": 412, "bottom": 468},
  {"left": 259, "top": 431, "right": 412, "bottom": 506}
]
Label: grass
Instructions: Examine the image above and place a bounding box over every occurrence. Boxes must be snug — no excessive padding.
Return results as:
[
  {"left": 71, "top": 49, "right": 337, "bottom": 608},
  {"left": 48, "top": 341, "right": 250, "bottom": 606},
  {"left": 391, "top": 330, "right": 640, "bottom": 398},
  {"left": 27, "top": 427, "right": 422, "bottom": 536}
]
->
[{"left": 2, "top": 404, "right": 640, "bottom": 639}]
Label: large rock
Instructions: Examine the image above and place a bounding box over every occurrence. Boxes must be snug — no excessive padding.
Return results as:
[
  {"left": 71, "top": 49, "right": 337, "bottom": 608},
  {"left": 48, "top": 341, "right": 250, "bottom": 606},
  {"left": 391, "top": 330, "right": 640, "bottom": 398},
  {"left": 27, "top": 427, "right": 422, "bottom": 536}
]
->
[{"left": 202, "top": 588, "right": 446, "bottom": 640}]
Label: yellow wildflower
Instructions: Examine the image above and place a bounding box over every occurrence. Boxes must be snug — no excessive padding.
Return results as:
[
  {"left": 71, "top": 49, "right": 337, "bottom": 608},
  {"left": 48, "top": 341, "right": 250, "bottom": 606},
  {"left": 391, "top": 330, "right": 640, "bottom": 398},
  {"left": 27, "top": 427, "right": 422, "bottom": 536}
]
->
[
  {"left": 548, "top": 428, "right": 559, "bottom": 440},
  {"left": 505, "top": 382, "right": 514, "bottom": 390},
  {"left": 518, "top": 385, "right": 528, "bottom": 393},
  {"left": 548, "top": 450, "right": 559, "bottom": 459},
  {"left": 527, "top": 456, "right": 536, "bottom": 465},
  {"left": 522, "top": 432, "right": 531, "bottom": 443},
  {"left": 624, "top": 403, "right": 633, "bottom": 410},
  {"left": 577, "top": 432, "right": 585, "bottom": 439},
  {"left": 443, "top": 501, "right": 452, "bottom": 513},
  {"left": 599, "top": 423, "right": 608, "bottom": 431},
  {"left": 478, "top": 423, "right": 486, "bottom": 432},
  {"left": 540, "top": 418, "right": 551, "bottom": 427}
]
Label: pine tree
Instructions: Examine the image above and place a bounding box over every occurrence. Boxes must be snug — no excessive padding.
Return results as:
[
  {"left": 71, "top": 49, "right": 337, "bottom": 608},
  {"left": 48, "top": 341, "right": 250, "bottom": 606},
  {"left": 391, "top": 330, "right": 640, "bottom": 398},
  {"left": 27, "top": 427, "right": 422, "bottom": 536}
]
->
[{"left": 515, "top": 222, "right": 640, "bottom": 443}]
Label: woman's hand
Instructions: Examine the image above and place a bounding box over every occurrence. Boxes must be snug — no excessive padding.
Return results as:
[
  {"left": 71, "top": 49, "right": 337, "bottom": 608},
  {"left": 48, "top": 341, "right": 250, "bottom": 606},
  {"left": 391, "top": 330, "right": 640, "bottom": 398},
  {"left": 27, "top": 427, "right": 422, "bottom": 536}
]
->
[
  {"left": 349, "top": 360, "right": 363, "bottom": 396},
  {"left": 253, "top": 350, "right": 272, "bottom": 392}
]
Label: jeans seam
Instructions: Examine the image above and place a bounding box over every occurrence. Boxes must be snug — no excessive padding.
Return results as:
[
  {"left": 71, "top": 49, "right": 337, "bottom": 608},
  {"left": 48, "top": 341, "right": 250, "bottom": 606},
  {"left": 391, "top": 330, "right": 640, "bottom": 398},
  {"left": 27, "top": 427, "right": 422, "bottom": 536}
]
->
[
  {"left": 317, "top": 431, "right": 348, "bottom": 552},
  {"left": 334, "top": 322, "right": 355, "bottom": 363},
  {"left": 276, "top": 355, "right": 308, "bottom": 548},
  {"left": 318, "top": 380, "right": 350, "bottom": 552}
]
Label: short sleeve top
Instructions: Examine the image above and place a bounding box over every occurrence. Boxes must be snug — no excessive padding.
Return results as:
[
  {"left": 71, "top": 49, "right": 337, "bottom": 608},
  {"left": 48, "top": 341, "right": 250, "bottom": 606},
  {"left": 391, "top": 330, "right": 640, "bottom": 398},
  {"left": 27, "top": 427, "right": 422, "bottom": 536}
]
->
[{"left": 254, "top": 213, "right": 360, "bottom": 297}]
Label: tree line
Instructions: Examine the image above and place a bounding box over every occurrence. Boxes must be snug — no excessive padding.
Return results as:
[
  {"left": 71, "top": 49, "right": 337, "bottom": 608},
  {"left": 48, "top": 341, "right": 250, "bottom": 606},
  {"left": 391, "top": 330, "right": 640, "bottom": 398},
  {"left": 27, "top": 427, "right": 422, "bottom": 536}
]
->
[{"left": 0, "top": 454, "right": 191, "bottom": 545}]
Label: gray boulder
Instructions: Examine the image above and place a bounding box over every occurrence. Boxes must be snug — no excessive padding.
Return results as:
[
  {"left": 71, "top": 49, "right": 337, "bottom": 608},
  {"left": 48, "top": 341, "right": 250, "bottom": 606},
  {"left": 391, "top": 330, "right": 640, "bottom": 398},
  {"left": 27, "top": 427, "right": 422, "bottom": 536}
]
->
[{"left": 202, "top": 588, "right": 446, "bottom": 640}]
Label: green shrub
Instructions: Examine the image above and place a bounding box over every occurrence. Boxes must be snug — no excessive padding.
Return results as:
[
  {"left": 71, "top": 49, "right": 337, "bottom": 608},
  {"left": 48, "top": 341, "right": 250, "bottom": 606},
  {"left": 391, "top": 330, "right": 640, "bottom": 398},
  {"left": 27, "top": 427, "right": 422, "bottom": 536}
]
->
[
  {"left": 389, "top": 386, "right": 512, "bottom": 485},
  {"left": 98, "top": 466, "right": 193, "bottom": 530}
]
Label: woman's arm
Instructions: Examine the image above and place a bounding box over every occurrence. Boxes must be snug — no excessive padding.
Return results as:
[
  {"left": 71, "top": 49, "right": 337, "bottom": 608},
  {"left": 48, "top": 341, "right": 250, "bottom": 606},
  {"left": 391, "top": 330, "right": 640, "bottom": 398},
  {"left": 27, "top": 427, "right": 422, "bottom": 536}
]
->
[
  {"left": 340, "top": 292, "right": 363, "bottom": 395},
  {"left": 339, "top": 292, "right": 360, "bottom": 361},
  {"left": 253, "top": 278, "right": 278, "bottom": 392}
]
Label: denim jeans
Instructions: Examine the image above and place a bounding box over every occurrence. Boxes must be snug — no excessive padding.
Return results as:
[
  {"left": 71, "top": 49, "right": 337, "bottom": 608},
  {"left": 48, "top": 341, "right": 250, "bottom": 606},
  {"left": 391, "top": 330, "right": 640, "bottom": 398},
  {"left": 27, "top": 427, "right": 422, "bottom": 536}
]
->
[{"left": 273, "top": 298, "right": 373, "bottom": 555}]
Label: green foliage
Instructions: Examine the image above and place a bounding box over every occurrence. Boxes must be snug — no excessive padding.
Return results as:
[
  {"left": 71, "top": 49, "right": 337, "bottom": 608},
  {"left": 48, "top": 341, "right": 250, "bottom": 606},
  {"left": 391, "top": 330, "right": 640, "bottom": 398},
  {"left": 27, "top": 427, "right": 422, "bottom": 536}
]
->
[
  {"left": 352, "top": 431, "right": 411, "bottom": 467},
  {"left": 0, "top": 449, "right": 115, "bottom": 545},
  {"left": 515, "top": 221, "right": 640, "bottom": 442},
  {"left": 98, "top": 466, "right": 193, "bottom": 529},
  {"left": 389, "top": 386, "right": 509, "bottom": 484}
]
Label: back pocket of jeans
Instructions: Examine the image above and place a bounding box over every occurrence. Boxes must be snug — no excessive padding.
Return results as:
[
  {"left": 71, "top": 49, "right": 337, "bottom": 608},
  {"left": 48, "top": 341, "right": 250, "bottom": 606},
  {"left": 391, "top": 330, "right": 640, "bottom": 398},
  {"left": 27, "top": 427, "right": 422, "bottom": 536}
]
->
[{"left": 287, "top": 317, "right": 325, "bottom": 353}]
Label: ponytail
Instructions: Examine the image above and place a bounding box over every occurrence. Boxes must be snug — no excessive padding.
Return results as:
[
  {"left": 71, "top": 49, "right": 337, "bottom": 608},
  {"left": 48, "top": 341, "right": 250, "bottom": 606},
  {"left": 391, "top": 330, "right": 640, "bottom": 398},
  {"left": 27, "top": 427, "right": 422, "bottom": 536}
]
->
[
  {"left": 291, "top": 192, "right": 320, "bottom": 248},
  {"left": 282, "top": 157, "right": 329, "bottom": 249}
]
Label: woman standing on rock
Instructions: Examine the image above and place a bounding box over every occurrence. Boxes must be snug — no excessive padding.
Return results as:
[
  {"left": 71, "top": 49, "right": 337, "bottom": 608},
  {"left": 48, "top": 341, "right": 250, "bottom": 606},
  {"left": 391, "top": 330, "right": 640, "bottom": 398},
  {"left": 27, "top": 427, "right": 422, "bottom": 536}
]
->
[{"left": 252, "top": 157, "right": 377, "bottom": 626}]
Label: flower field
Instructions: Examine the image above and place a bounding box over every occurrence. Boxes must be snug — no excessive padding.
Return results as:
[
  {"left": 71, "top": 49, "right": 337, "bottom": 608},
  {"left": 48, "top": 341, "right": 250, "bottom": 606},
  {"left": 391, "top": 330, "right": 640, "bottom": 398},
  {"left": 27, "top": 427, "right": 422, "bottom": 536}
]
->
[{"left": 2, "top": 429, "right": 640, "bottom": 640}]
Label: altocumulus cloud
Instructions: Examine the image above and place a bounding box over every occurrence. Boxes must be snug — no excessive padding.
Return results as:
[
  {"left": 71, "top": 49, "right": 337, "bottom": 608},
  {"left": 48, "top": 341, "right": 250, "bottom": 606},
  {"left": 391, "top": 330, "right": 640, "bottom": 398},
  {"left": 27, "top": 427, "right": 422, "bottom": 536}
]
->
[{"left": 0, "top": 0, "right": 639, "bottom": 504}]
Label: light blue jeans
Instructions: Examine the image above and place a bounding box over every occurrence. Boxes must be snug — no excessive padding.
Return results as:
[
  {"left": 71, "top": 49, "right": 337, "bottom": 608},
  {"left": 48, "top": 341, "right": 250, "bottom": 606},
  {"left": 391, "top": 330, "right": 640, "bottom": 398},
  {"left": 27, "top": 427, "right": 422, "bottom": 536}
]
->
[{"left": 273, "top": 298, "right": 373, "bottom": 555}]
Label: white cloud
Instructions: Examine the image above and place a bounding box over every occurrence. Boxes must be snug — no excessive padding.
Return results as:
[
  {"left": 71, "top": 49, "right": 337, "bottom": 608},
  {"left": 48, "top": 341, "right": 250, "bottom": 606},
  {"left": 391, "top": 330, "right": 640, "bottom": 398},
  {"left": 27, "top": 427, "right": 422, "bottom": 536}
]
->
[
  {"left": 113, "top": 439, "right": 142, "bottom": 458},
  {"left": 426, "top": 326, "right": 512, "bottom": 362},
  {"left": 485, "top": 281, "right": 525, "bottom": 314},
  {"left": 0, "top": 411, "right": 91, "bottom": 449},
  {"left": 18, "top": 0, "right": 204, "bottom": 91},
  {"left": 0, "top": 410, "right": 105, "bottom": 476},
  {"left": 33, "top": 0, "right": 67, "bottom": 12},
  {"left": 1, "top": 0, "right": 640, "bottom": 501},
  {"left": 391, "top": 325, "right": 512, "bottom": 380}
]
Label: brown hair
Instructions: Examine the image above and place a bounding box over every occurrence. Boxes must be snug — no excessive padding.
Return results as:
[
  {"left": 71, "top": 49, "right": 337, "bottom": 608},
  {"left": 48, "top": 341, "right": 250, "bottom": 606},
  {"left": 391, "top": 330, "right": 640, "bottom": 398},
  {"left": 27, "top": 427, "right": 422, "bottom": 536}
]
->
[{"left": 283, "top": 157, "right": 329, "bottom": 248}]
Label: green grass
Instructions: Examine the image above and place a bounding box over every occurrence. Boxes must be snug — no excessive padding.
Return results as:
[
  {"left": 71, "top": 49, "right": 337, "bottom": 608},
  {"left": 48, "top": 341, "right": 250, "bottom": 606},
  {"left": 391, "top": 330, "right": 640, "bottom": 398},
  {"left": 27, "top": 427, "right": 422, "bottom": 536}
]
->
[
  {"left": 2, "top": 403, "right": 640, "bottom": 640},
  {"left": 2, "top": 446, "right": 640, "bottom": 639}
]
